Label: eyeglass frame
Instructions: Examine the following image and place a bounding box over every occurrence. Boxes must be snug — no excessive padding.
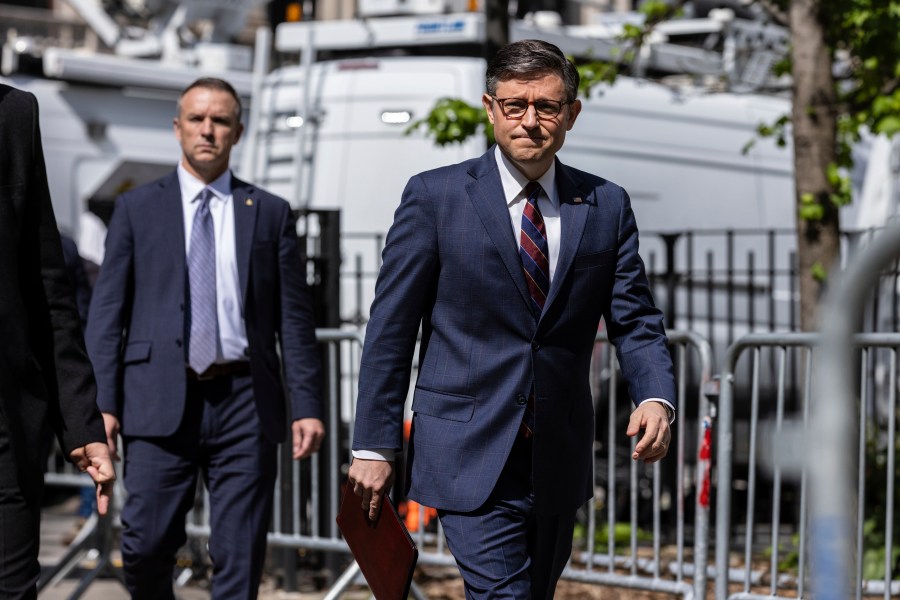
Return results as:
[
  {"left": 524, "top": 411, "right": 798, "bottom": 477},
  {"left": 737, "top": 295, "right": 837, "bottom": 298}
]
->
[{"left": 490, "top": 96, "right": 574, "bottom": 120}]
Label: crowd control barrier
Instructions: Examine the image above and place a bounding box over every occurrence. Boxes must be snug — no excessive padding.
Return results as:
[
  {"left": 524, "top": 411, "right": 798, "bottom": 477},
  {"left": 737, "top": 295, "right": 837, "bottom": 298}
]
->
[
  {"left": 182, "top": 328, "right": 715, "bottom": 598},
  {"left": 42, "top": 328, "right": 715, "bottom": 598},
  {"left": 557, "top": 329, "right": 714, "bottom": 599},
  {"left": 714, "top": 332, "right": 900, "bottom": 599}
]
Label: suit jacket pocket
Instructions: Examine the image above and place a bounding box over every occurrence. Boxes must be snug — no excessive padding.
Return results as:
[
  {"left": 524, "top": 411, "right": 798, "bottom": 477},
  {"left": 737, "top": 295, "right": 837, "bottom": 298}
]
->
[
  {"left": 573, "top": 249, "right": 615, "bottom": 270},
  {"left": 412, "top": 387, "right": 475, "bottom": 423},
  {"left": 123, "top": 341, "right": 152, "bottom": 365}
]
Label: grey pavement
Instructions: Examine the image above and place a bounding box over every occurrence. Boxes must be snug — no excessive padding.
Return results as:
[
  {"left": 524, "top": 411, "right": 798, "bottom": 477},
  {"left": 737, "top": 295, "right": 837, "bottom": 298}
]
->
[{"left": 37, "top": 495, "right": 335, "bottom": 600}]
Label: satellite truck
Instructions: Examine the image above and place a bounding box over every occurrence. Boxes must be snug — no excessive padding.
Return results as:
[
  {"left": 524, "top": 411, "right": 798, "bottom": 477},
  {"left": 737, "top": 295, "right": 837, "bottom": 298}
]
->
[{"left": 1, "top": 0, "right": 897, "bottom": 334}]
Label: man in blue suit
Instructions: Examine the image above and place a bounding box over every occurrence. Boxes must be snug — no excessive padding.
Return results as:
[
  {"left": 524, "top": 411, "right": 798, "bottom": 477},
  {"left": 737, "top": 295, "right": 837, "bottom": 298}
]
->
[
  {"left": 86, "top": 78, "right": 324, "bottom": 599},
  {"left": 348, "top": 40, "right": 676, "bottom": 598}
]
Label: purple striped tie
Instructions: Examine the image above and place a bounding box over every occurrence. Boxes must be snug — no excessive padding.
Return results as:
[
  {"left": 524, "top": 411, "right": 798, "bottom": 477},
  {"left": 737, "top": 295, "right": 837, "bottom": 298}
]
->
[
  {"left": 187, "top": 187, "right": 218, "bottom": 374},
  {"left": 520, "top": 181, "right": 549, "bottom": 319}
]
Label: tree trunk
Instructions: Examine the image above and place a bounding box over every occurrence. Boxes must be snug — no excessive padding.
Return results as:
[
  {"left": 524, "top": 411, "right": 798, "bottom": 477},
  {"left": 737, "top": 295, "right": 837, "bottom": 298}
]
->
[{"left": 790, "top": 0, "right": 840, "bottom": 331}]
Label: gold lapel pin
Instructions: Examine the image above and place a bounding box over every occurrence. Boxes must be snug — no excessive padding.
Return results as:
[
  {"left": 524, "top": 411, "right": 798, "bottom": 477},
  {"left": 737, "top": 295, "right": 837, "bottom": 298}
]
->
[
  {"left": 573, "top": 197, "right": 583, "bottom": 204},
  {"left": 245, "top": 198, "right": 254, "bottom": 206}
]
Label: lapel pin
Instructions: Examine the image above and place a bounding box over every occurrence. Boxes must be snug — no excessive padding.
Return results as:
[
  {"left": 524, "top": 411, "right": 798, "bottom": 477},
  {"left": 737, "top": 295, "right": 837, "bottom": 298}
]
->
[
  {"left": 573, "top": 197, "right": 583, "bottom": 204},
  {"left": 245, "top": 198, "right": 254, "bottom": 206}
]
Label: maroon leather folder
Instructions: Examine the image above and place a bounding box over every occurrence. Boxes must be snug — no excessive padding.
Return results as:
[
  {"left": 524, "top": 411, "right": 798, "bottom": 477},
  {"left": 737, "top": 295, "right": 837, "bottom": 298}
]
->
[{"left": 336, "top": 481, "right": 418, "bottom": 600}]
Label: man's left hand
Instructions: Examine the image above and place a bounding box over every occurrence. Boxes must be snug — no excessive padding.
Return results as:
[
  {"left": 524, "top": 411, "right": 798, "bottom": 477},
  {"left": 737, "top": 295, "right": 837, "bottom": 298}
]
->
[
  {"left": 292, "top": 418, "right": 325, "bottom": 459},
  {"left": 69, "top": 442, "right": 116, "bottom": 515},
  {"left": 626, "top": 402, "right": 671, "bottom": 463}
]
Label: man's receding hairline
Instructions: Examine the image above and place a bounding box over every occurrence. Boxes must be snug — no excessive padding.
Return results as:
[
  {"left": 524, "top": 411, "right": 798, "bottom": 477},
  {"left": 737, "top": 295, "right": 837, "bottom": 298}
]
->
[{"left": 176, "top": 82, "right": 242, "bottom": 123}]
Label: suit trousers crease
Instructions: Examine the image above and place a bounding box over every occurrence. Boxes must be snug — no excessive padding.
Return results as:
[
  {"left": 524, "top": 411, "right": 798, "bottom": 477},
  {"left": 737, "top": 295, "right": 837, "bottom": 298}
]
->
[
  {"left": 438, "top": 435, "right": 576, "bottom": 600},
  {"left": 120, "top": 373, "right": 277, "bottom": 600}
]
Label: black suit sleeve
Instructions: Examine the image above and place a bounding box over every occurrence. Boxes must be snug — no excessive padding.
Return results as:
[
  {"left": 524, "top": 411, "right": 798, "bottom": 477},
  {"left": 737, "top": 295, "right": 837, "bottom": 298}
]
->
[
  {"left": 21, "top": 90, "right": 104, "bottom": 456},
  {"left": 59, "top": 233, "right": 92, "bottom": 327}
]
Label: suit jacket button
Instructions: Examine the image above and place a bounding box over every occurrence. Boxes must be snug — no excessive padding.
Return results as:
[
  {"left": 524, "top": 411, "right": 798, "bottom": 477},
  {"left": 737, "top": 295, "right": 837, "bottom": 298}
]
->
[
  {"left": 532, "top": 341, "right": 540, "bottom": 351},
  {"left": 516, "top": 394, "right": 527, "bottom": 405},
  {"left": 176, "top": 339, "right": 183, "bottom": 347}
]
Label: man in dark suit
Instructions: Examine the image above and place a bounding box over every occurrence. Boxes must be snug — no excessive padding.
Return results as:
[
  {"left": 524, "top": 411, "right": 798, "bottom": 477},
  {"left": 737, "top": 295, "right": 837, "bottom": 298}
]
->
[
  {"left": 0, "top": 83, "right": 115, "bottom": 598},
  {"left": 86, "top": 78, "right": 324, "bottom": 599},
  {"left": 348, "top": 40, "right": 676, "bottom": 598}
]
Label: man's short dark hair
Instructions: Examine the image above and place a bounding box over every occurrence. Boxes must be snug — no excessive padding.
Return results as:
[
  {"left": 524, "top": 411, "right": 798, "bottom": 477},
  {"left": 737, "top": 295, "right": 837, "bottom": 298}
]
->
[
  {"left": 486, "top": 39, "right": 580, "bottom": 102},
  {"left": 177, "top": 77, "right": 243, "bottom": 122}
]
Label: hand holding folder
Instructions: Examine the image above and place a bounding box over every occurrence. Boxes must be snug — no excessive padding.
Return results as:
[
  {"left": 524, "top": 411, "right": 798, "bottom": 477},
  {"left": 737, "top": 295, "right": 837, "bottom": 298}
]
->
[{"left": 336, "top": 480, "right": 418, "bottom": 600}]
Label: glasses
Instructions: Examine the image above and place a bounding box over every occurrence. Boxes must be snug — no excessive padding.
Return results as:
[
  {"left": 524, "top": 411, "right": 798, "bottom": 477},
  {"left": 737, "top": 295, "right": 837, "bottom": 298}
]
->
[{"left": 492, "top": 97, "right": 570, "bottom": 120}]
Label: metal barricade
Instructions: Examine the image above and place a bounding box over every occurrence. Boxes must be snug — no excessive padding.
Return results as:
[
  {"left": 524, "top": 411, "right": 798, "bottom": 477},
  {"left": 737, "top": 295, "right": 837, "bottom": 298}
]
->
[
  {"left": 714, "top": 331, "right": 900, "bottom": 599},
  {"left": 180, "top": 327, "right": 715, "bottom": 598},
  {"left": 47, "top": 327, "right": 712, "bottom": 597},
  {"left": 558, "top": 329, "right": 714, "bottom": 600}
]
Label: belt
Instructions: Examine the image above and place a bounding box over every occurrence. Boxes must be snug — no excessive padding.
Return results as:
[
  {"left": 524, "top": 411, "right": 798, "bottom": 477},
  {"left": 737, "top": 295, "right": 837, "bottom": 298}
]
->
[{"left": 186, "top": 361, "right": 251, "bottom": 381}]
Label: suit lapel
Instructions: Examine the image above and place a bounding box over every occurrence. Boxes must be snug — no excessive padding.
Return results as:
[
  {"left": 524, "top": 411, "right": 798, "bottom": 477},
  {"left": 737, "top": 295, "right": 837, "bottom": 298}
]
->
[
  {"left": 545, "top": 160, "right": 590, "bottom": 311},
  {"left": 159, "top": 172, "right": 186, "bottom": 280},
  {"left": 466, "top": 151, "right": 535, "bottom": 314},
  {"left": 231, "top": 177, "right": 258, "bottom": 302}
]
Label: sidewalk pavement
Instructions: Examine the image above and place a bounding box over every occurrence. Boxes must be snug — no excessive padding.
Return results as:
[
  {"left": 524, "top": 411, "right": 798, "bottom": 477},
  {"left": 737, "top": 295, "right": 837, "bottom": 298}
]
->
[{"left": 38, "top": 495, "right": 333, "bottom": 600}]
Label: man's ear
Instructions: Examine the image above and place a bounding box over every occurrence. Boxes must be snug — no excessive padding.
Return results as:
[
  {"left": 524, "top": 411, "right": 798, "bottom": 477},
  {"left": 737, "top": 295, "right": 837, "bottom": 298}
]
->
[
  {"left": 566, "top": 99, "right": 582, "bottom": 131},
  {"left": 482, "top": 93, "right": 496, "bottom": 125}
]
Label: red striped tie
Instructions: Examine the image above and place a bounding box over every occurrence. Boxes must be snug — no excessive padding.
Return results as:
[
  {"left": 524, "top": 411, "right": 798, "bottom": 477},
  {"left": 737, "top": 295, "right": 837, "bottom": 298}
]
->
[
  {"left": 520, "top": 181, "right": 549, "bottom": 318},
  {"left": 519, "top": 181, "right": 547, "bottom": 439}
]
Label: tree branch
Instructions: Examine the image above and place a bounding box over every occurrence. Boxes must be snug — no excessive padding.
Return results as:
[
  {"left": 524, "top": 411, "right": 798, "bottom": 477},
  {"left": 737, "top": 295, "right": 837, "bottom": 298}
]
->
[
  {"left": 755, "top": 0, "right": 789, "bottom": 27},
  {"left": 881, "top": 77, "right": 900, "bottom": 97}
]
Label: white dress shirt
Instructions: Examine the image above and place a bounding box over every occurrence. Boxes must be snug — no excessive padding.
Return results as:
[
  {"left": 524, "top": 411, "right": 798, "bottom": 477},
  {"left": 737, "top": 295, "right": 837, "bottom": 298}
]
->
[
  {"left": 495, "top": 146, "right": 561, "bottom": 281},
  {"left": 178, "top": 163, "right": 249, "bottom": 364}
]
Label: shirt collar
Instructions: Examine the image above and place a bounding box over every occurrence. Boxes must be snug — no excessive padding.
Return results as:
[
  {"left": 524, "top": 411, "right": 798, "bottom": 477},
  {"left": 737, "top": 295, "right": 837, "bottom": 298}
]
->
[
  {"left": 177, "top": 162, "right": 232, "bottom": 202},
  {"left": 494, "top": 146, "right": 558, "bottom": 208}
]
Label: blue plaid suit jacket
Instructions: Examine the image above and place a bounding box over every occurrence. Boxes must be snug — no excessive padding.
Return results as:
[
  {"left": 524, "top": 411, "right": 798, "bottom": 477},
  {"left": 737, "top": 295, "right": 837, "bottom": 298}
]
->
[{"left": 353, "top": 148, "right": 675, "bottom": 515}]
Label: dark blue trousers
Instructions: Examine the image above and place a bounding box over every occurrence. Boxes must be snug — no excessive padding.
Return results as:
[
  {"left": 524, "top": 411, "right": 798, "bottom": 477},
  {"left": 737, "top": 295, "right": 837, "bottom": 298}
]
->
[
  {"left": 438, "top": 435, "right": 577, "bottom": 600},
  {"left": 120, "top": 374, "right": 277, "bottom": 599}
]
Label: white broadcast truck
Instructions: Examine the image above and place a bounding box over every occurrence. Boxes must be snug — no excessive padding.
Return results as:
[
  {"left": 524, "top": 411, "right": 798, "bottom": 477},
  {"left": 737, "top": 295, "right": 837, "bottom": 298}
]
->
[{"left": 241, "top": 10, "right": 805, "bottom": 330}]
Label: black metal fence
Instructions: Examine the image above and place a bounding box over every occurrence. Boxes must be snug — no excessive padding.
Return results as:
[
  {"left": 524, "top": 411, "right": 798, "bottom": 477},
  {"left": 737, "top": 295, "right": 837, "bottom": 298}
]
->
[{"left": 337, "top": 227, "right": 900, "bottom": 343}]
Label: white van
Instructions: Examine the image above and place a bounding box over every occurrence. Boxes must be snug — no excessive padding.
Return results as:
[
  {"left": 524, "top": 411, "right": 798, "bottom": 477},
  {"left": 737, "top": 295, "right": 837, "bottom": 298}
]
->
[{"left": 242, "top": 51, "right": 799, "bottom": 332}]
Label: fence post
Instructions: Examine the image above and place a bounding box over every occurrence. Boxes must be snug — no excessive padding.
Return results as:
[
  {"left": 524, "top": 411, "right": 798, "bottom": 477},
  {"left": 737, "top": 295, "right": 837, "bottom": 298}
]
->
[
  {"left": 812, "top": 224, "right": 900, "bottom": 600},
  {"left": 660, "top": 233, "right": 681, "bottom": 329}
]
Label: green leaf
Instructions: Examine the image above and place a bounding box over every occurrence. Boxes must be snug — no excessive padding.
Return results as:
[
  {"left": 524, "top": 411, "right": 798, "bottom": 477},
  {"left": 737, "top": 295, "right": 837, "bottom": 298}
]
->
[
  {"left": 576, "top": 60, "right": 621, "bottom": 97},
  {"left": 622, "top": 23, "right": 643, "bottom": 40},
  {"left": 826, "top": 163, "right": 841, "bottom": 186},
  {"left": 810, "top": 262, "right": 828, "bottom": 283},
  {"left": 799, "top": 193, "right": 824, "bottom": 221},
  {"left": 405, "top": 97, "right": 492, "bottom": 146},
  {"left": 772, "top": 56, "right": 792, "bottom": 78},
  {"left": 872, "top": 95, "right": 894, "bottom": 116},
  {"left": 799, "top": 204, "right": 825, "bottom": 221},
  {"left": 741, "top": 139, "right": 756, "bottom": 155},
  {"left": 639, "top": 0, "right": 670, "bottom": 21},
  {"left": 875, "top": 116, "right": 900, "bottom": 137}
]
